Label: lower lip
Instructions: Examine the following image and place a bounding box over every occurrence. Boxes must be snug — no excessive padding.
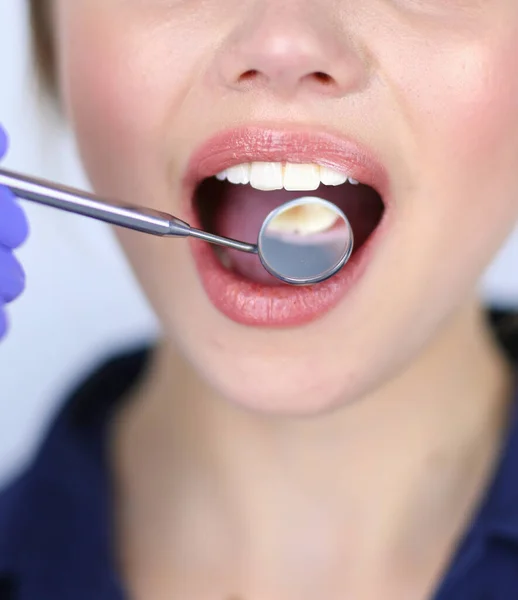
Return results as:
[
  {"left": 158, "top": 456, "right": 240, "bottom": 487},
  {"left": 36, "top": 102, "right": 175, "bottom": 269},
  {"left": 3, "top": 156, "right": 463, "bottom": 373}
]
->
[{"left": 189, "top": 212, "right": 388, "bottom": 327}]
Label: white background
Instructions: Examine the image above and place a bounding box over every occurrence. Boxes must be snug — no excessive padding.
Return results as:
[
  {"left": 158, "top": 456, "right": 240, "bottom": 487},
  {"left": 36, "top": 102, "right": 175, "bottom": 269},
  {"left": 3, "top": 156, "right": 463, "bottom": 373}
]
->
[{"left": 0, "top": 0, "right": 517, "bottom": 483}]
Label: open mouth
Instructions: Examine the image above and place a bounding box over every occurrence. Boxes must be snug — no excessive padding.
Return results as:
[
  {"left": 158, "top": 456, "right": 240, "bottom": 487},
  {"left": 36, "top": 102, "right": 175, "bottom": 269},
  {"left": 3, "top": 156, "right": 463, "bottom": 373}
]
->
[
  {"left": 185, "top": 127, "right": 390, "bottom": 327},
  {"left": 194, "top": 163, "right": 384, "bottom": 285}
]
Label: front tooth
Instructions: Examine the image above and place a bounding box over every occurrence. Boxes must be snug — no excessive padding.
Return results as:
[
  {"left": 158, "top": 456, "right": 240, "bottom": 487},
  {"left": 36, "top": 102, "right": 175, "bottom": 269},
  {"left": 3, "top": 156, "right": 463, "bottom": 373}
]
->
[
  {"left": 319, "top": 166, "right": 348, "bottom": 186},
  {"left": 250, "top": 162, "right": 283, "bottom": 191},
  {"left": 283, "top": 163, "right": 320, "bottom": 191},
  {"left": 348, "top": 177, "right": 359, "bottom": 185},
  {"left": 226, "top": 164, "right": 251, "bottom": 185},
  {"left": 216, "top": 170, "right": 227, "bottom": 181}
]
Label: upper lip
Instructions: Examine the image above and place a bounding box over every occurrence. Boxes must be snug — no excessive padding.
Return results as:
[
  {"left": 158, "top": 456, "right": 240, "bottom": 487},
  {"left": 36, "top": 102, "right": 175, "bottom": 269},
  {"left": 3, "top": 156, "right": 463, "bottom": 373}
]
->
[{"left": 182, "top": 124, "right": 390, "bottom": 202}]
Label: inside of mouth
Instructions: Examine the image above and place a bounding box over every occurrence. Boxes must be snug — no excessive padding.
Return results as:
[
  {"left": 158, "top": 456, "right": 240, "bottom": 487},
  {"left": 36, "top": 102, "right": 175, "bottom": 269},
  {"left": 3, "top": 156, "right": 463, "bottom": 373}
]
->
[{"left": 193, "top": 175, "right": 385, "bottom": 285}]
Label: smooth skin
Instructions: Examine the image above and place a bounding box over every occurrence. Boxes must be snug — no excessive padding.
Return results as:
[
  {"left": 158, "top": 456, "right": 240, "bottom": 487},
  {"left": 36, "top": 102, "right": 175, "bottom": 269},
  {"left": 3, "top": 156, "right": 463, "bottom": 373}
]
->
[{"left": 48, "top": 0, "right": 518, "bottom": 598}]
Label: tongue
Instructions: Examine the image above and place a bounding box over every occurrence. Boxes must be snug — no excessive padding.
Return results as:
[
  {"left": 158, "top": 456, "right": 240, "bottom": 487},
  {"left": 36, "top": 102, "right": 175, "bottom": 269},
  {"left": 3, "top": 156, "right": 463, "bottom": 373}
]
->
[
  {"left": 215, "top": 185, "right": 304, "bottom": 284},
  {"left": 216, "top": 185, "right": 290, "bottom": 246}
]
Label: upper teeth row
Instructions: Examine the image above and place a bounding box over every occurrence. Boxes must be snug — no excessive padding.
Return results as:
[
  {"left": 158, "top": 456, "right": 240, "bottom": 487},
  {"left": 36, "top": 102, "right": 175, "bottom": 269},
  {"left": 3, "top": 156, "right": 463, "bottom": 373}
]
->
[{"left": 215, "top": 162, "right": 359, "bottom": 192}]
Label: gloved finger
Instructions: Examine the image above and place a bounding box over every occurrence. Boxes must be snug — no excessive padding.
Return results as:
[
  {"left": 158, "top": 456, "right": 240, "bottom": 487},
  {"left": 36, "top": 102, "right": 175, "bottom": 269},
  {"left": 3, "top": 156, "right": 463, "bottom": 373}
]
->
[
  {"left": 0, "top": 126, "right": 8, "bottom": 159},
  {"left": 0, "top": 248, "right": 25, "bottom": 303},
  {"left": 0, "top": 306, "right": 7, "bottom": 340},
  {"left": 0, "top": 186, "right": 29, "bottom": 249}
]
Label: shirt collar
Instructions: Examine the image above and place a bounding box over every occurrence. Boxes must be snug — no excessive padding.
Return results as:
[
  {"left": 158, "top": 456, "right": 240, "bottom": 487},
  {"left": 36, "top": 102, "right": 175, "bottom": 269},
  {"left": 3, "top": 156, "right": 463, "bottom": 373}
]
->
[
  {"left": 434, "top": 375, "right": 518, "bottom": 594},
  {"left": 472, "top": 381, "right": 518, "bottom": 541}
]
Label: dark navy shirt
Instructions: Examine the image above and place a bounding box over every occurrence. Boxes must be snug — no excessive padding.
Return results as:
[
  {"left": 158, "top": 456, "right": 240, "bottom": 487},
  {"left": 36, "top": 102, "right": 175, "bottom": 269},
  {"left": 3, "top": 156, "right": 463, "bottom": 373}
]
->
[{"left": 0, "top": 312, "right": 518, "bottom": 600}]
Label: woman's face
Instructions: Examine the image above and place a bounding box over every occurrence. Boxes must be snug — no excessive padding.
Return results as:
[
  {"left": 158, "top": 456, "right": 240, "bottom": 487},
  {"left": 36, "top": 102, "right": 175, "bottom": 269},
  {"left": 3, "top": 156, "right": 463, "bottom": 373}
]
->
[{"left": 53, "top": 0, "right": 518, "bottom": 413}]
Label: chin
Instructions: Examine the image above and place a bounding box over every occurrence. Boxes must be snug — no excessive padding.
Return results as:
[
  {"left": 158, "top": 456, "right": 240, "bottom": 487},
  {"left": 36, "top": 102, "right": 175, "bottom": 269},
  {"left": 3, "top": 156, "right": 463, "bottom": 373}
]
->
[
  {"left": 170, "top": 315, "right": 380, "bottom": 416},
  {"left": 201, "top": 358, "right": 359, "bottom": 416}
]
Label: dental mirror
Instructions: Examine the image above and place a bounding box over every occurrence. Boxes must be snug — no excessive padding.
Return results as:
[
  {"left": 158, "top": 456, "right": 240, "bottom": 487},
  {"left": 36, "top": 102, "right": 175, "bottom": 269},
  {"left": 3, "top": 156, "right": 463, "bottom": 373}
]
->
[
  {"left": 0, "top": 167, "right": 354, "bottom": 285},
  {"left": 258, "top": 197, "right": 353, "bottom": 285}
]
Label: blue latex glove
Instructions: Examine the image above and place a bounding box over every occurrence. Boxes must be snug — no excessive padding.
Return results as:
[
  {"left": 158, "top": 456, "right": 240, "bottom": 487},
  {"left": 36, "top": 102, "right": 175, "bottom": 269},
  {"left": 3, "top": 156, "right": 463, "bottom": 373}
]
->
[{"left": 0, "top": 126, "right": 28, "bottom": 339}]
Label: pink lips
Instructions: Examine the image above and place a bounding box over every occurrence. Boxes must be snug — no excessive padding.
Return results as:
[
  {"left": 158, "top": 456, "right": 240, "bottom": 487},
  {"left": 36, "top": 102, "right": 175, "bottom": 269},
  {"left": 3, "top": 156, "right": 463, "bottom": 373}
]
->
[{"left": 182, "top": 126, "right": 390, "bottom": 327}]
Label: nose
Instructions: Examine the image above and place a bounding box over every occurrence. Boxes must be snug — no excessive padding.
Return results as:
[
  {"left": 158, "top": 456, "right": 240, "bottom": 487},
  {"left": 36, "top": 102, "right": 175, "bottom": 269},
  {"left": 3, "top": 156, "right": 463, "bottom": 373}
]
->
[{"left": 212, "top": 2, "right": 367, "bottom": 99}]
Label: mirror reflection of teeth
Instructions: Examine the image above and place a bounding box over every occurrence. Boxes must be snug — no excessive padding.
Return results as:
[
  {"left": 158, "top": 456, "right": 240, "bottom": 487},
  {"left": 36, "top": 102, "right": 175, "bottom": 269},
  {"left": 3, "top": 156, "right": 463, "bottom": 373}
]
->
[
  {"left": 268, "top": 203, "right": 340, "bottom": 236},
  {"left": 215, "top": 162, "right": 359, "bottom": 191}
]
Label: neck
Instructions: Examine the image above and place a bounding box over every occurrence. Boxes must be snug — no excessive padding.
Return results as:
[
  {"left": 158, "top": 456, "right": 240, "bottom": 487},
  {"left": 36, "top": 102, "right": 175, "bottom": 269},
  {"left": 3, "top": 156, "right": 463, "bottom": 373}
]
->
[{"left": 112, "top": 300, "right": 513, "bottom": 596}]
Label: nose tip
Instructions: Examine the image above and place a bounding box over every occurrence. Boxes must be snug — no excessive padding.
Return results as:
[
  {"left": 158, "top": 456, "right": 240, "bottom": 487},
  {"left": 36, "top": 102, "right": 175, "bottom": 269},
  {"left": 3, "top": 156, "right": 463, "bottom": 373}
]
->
[{"left": 214, "top": 6, "right": 366, "bottom": 99}]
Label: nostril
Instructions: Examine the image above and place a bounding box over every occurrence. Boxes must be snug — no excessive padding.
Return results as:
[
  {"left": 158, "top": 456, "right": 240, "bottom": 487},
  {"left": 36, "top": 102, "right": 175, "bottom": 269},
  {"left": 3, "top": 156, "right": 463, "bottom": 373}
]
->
[
  {"left": 237, "top": 70, "right": 334, "bottom": 86},
  {"left": 231, "top": 65, "right": 342, "bottom": 94},
  {"left": 312, "top": 72, "right": 334, "bottom": 85},
  {"left": 238, "top": 69, "right": 260, "bottom": 83}
]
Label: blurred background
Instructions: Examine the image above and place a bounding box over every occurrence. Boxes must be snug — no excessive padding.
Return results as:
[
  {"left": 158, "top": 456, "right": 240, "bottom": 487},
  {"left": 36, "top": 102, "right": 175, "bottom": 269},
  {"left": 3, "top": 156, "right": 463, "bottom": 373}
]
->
[
  {"left": 0, "top": 0, "right": 159, "bottom": 484},
  {"left": 0, "top": 0, "right": 516, "bottom": 484}
]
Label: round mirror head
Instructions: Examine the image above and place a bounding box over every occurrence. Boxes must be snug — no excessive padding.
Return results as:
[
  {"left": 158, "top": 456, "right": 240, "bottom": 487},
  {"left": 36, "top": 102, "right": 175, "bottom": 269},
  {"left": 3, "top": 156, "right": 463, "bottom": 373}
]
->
[{"left": 257, "top": 197, "right": 354, "bottom": 285}]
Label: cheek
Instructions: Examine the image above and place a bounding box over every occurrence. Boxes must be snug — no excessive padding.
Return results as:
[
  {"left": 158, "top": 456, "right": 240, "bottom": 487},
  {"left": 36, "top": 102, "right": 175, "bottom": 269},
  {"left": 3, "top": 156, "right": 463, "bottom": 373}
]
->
[
  {"left": 55, "top": 7, "right": 199, "bottom": 205},
  {"left": 383, "top": 26, "right": 518, "bottom": 278},
  {"left": 430, "top": 49, "right": 518, "bottom": 171},
  {"left": 397, "top": 29, "right": 518, "bottom": 185},
  {"left": 54, "top": 8, "right": 212, "bottom": 331},
  {"left": 61, "top": 17, "right": 149, "bottom": 176}
]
